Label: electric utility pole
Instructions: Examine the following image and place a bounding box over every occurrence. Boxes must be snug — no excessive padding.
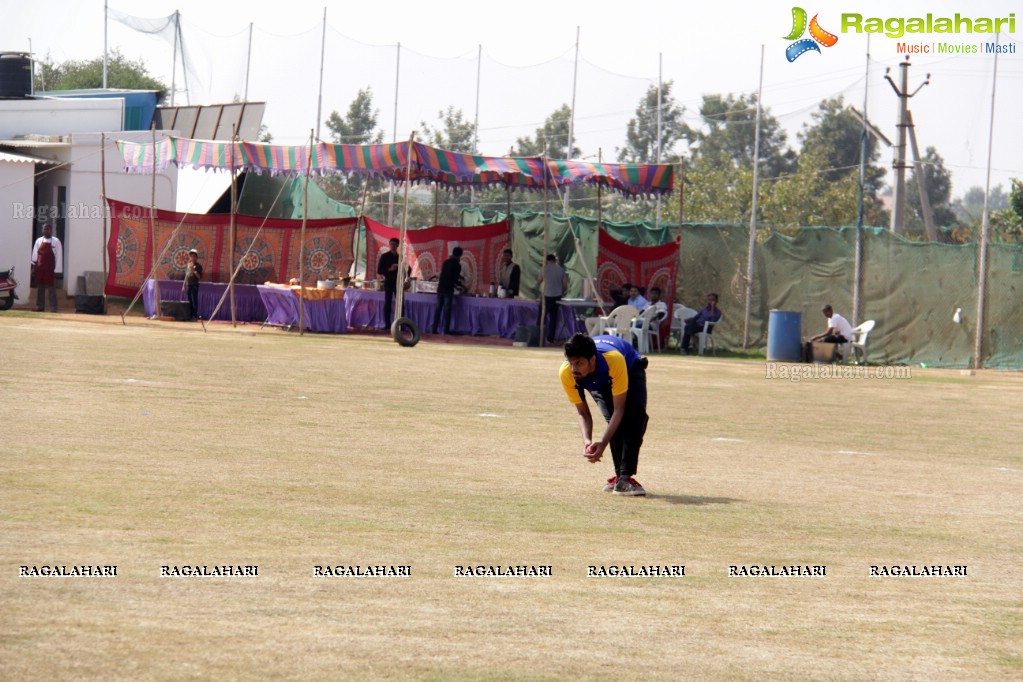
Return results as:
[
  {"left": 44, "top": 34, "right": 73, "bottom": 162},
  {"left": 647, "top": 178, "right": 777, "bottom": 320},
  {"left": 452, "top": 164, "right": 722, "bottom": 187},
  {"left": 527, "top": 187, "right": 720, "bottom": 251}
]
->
[{"left": 884, "top": 56, "right": 929, "bottom": 235}]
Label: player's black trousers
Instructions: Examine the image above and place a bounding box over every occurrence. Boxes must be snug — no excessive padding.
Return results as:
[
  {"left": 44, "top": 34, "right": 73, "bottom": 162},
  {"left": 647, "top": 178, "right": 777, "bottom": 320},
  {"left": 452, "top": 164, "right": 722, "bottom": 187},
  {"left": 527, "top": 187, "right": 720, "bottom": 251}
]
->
[{"left": 589, "top": 358, "right": 648, "bottom": 478}]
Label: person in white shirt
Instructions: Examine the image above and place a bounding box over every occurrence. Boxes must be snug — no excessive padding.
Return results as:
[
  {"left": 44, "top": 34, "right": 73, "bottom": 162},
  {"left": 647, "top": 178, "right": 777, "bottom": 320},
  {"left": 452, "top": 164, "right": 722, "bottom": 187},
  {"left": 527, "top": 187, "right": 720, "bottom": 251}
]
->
[
  {"left": 30, "top": 223, "right": 63, "bottom": 312},
  {"left": 631, "top": 286, "right": 669, "bottom": 344},
  {"left": 807, "top": 304, "right": 853, "bottom": 360}
]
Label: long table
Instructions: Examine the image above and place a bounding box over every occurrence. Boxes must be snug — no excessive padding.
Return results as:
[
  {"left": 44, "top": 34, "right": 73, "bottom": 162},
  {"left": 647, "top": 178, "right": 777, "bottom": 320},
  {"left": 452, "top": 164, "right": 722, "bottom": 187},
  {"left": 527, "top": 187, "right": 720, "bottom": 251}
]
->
[
  {"left": 142, "top": 280, "right": 267, "bottom": 322},
  {"left": 256, "top": 286, "right": 348, "bottom": 333},
  {"left": 142, "top": 280, "right": 576, "bottom": 339},
  {"left": 344, "top": 289, "right": 577, "bottom": 339}
]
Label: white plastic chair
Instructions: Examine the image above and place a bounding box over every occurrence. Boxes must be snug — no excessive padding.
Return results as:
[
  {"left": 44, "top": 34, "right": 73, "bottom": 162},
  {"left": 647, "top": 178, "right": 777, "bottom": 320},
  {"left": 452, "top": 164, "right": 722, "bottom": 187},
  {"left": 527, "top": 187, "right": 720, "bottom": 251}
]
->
[
  {"left": 602, "top": 305, "right": 639, "bottom": 344},
  {"left": 696, "top": 312, "right": 722, "bottom": 356},
  {"left": 671, "top": 305, "right": 697, "bottom": 352},
  {"left": 632, "top": 306, "right": 665, "bottom": 353},
  {"left": 845, "top": 319, "right": 875, "bottom": 364}
]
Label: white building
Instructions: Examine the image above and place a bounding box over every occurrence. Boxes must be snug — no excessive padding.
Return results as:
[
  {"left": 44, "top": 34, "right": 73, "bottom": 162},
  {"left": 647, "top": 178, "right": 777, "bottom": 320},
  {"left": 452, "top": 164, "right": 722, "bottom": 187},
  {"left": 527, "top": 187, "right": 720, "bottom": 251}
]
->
[{"left": 0, "top": 94, "right": 177, "bottom": 307}]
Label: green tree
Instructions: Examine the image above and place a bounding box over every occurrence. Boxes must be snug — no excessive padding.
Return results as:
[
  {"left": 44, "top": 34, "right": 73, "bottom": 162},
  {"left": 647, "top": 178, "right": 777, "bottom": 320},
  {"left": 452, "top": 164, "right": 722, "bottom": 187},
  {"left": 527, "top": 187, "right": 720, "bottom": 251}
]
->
[
  {"left": 1010, "top": 178, "right": 1023, "bottom": 223},
  {"left": 691, "top": 93, "right": 796, "bottom": 178},
  {"left": 36, "top": 49, "right": 169, "bottom": 102},
  {"left": 513, "top": 104, "right": 581, "bottom": 160},
  {"left": 324, "top": 88, "right": 383, "bottom": 145},
  {"left": 797, "top": 96, "right": 884, "bottom": 194},
  {"left": 320, "top": 88, "right": 385, "bottom": 206},
  {"left": 953, "top": 185, "right": 1009, "bottom": 225},
  {"left": 419, "top": 106, "right": 476, "bottom": 153},
  {"left": 618, "top": 81, "right": 691, "bottom": 163},
  {"left": 906, "top": 146, "right": 956, "bottom": 230}
]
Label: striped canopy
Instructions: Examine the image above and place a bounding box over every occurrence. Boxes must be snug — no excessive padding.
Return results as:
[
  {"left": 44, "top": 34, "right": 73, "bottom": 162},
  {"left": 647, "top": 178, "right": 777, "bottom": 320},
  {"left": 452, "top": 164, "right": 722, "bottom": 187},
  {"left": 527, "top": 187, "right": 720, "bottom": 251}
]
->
[{"left": 117, "top": 137, "right": 674, "bottom": 198}]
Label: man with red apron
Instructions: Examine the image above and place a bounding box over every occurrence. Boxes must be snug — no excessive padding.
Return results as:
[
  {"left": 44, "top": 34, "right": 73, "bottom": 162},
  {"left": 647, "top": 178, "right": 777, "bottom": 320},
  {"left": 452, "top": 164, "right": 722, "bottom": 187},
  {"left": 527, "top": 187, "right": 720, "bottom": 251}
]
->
[{"left": 31, "top": 224, "right": 63, "bottom": 312}]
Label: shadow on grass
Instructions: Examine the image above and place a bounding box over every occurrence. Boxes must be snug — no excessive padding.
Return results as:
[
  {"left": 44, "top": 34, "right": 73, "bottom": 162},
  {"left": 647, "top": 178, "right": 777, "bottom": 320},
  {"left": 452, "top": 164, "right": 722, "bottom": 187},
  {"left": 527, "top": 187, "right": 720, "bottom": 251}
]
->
[{"left": 647, "top": 494, "right": 743, "bottom": 506}]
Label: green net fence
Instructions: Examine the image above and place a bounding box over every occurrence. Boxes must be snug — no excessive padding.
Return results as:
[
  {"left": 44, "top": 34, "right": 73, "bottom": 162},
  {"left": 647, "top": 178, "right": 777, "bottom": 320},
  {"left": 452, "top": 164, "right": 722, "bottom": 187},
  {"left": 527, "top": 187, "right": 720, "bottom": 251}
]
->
[
  {"left": 678, "top": 223, "right": 1023, "bottom": 368},
  {"left": 335, "top": 202, "right": 1023, "bottom": 369}
]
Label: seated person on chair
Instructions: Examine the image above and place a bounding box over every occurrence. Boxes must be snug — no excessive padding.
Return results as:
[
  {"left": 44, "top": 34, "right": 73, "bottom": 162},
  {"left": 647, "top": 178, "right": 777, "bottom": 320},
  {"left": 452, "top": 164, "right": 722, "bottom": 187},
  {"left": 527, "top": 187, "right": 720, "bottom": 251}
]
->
[
  {"left": 608, "top": 282, "right": 632, "bottom": 308},
  {"left": 632, "top": 287, "right": 668, "bottom": 334},
  {"left": 626, "top": 285, "right": 648, "bottom": 312},
  {"left": 805, "top": 303, "right": 853, "bottom": 361},
  {"left": 680, "top": 293, "right": 721, "bottom": 355}
]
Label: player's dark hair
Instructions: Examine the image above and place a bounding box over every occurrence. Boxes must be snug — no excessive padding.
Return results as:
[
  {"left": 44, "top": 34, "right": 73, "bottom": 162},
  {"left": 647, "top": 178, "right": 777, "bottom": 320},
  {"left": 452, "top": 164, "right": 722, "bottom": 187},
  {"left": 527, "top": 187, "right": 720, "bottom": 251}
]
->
[
  {"left": 452, "top": 246, "right": 463, "bottom": 257},
  {"left": 564, "top": 333, "right": 596, "bottom": 360}
]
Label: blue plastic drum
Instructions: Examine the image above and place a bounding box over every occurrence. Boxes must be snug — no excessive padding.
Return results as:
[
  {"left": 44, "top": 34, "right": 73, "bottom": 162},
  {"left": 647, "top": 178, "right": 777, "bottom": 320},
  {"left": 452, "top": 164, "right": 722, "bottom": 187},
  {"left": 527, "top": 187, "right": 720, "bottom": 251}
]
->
[{"left": 767, "top": 310, "right": 802, "bottom": 362}]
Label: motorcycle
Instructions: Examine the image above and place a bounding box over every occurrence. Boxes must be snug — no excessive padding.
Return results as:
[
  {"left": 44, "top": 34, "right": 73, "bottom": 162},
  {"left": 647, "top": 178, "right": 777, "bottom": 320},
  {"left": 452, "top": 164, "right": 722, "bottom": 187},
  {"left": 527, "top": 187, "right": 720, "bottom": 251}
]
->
[{"left": 0, "top": 266, "right": 19, "bottom": 310}]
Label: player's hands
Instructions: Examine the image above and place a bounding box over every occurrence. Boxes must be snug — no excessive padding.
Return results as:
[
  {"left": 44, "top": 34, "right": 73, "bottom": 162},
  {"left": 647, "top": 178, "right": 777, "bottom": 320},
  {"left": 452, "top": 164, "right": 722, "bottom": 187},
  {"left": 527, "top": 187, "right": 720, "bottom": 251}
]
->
[{"left": 584, "top": 440, "right": 605, "bottom": 463}]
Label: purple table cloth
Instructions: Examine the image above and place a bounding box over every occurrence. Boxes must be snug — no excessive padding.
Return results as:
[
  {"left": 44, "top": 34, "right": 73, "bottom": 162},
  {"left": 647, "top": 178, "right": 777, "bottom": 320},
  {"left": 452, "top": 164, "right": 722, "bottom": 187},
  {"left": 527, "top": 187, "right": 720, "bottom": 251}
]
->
[
  {"left": 143, "top": 280, "right": 267, "bottom": 322},
  {"left": 255, "top": 286, "right": 348, "bottom": 333},
  {"left": 344, "top": 289, "right": 577, "bottom": 339}
]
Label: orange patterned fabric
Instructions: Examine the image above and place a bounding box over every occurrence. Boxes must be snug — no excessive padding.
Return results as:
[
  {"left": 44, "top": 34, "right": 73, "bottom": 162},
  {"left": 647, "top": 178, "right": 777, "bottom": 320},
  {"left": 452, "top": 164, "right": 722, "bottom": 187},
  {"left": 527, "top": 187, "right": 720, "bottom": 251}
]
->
[{"left": 106, "top": 199, "right": 357, "bottom": 296}]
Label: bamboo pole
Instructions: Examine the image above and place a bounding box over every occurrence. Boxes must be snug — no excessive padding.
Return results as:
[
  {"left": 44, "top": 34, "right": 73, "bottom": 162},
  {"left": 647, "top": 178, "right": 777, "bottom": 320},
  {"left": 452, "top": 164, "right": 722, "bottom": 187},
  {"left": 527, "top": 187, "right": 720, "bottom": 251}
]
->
[
  {"left": 229, "top": 125, "right": 238, "bottom": 326},
  {"left": 150, "top": 124, "right": 161, "bottom": 317},
  {"left": 354, "top": 179, "right": 370, "bottom": 280},
  {"left": 100, "top": 133, "right": 109, "bottom": 311},
  {"left": 540, "top": 148, "right": 549, "bottom": 346},
  {"left": 299, "top": 130, "right": 314, "bottom": 335},
  {"left": 394, "top": 131, "right": 417, "bottom": 332}
]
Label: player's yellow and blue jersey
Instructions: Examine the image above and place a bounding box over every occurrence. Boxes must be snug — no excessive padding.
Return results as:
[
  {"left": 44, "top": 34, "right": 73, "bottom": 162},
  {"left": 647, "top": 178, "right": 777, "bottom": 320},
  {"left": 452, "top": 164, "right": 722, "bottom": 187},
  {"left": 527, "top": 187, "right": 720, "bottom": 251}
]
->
[{"left": 559, "top": 335, "right": 642, "bottom": 405}]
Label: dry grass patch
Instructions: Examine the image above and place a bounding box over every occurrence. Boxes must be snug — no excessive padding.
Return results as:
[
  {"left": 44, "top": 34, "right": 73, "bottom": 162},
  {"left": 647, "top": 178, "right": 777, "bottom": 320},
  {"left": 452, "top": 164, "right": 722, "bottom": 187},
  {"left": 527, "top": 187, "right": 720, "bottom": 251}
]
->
[{"left": 1, "top": 312, "right": 1021, "bottom": 680}]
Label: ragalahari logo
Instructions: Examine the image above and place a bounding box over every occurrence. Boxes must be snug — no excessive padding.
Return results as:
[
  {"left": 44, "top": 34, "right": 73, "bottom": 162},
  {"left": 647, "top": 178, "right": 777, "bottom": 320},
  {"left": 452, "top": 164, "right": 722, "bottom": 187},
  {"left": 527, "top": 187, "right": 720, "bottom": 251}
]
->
[{"left": 784, "top": 7, "right": 839, "bottom": 61}]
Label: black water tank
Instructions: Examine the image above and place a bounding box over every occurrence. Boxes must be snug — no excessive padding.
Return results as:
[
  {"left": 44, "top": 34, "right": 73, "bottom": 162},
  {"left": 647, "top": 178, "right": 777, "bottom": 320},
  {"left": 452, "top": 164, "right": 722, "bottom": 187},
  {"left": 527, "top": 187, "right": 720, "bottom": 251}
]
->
[{"left": 0, "top": 52, "right": 34, "bottom": 98}]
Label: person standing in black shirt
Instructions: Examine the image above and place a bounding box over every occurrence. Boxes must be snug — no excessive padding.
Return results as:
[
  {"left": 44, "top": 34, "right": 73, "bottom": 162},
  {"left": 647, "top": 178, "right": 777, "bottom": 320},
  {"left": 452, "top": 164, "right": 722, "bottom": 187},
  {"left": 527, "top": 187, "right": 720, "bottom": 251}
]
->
[
  {"left": 498, "top": 248, "right": 520, "bottom": 298},
  {"left": 377, "top": 238, "right": 400, "bottom": 328},
  {"left": 183, "top": 248, "right": 203, "bottom": 320},
  {"left": 431, "top": 246, "right": 463, "bottom": 335}
]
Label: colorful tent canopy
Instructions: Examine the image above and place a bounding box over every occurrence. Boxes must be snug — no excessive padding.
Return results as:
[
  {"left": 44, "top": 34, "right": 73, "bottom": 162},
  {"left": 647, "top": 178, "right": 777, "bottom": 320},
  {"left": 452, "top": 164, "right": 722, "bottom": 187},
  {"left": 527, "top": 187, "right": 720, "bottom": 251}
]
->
[{"left": 117, "top": 137, "right": 674, "bottom": 199}]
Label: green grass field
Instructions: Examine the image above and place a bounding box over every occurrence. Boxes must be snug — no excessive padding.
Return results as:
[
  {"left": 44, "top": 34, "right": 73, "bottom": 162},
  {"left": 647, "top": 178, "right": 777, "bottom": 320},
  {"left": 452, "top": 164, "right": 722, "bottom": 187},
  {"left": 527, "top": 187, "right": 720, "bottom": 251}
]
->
[{"left": 2, "top": 311, "right": 1021, "bottom": 680}]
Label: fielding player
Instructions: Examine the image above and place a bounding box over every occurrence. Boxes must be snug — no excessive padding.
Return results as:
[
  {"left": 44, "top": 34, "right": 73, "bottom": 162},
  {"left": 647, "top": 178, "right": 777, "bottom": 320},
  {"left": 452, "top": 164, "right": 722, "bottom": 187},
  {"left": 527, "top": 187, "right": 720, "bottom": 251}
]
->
[{"left": 560, "top": 333, "right": 649, "bottom": 496}]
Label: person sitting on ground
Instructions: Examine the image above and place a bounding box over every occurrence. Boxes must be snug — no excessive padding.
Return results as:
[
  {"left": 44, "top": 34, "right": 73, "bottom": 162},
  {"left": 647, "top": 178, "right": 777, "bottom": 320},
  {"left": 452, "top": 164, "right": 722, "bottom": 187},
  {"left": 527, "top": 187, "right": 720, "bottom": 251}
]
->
[
  {"left": 680, "top": 292, "right": 722, "bottom": 355},
  {"left": 806, "top": 303, "right": 853, "bottom": 361}
]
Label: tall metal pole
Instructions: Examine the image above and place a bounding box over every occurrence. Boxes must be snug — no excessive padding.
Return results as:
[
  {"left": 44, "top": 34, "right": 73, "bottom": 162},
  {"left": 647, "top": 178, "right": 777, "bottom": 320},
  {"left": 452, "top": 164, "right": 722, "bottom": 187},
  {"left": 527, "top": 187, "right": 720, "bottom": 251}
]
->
[
  {"left": 315, "top": 8, "right": 327, "bottom": 141},
  {"left": 853, "top": 35, "right": 870, "bottom": 327},
  {"left": 562, "top": 26, "right": 580, "bottom": 217},
  {"left": 655, "top": 53, "right": 663, "bottom": 228},
  {"left": 178, "top": 18, "right": 191, "bottom": 105},
  {"left": 471, "top": 44, "right": 482, "bottom": 208},
  {"left": 103, "top": 0, "right": 108, "bottom": 89},
  {"left": 741, "top": 45, "right": 765, "bottom": 350},
  {"left": 974, "top": 36, "right": 1000, "bottom": 370},
  {"left": 244, "top": 22, "right": 253, "bottom": 102},
  {"left": 388, "top": 43, "right": 401, "bottom": 226},
  {"left": 169, "top": 12, "right": 178, "bottom": 106}
]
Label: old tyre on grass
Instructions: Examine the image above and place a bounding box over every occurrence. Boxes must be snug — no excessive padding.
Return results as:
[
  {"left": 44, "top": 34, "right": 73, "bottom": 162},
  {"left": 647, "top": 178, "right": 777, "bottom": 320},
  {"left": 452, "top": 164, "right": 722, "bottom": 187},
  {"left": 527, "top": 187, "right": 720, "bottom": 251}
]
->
[{"left": 391, "top": 317, "right": 420, "bottom": 347}]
